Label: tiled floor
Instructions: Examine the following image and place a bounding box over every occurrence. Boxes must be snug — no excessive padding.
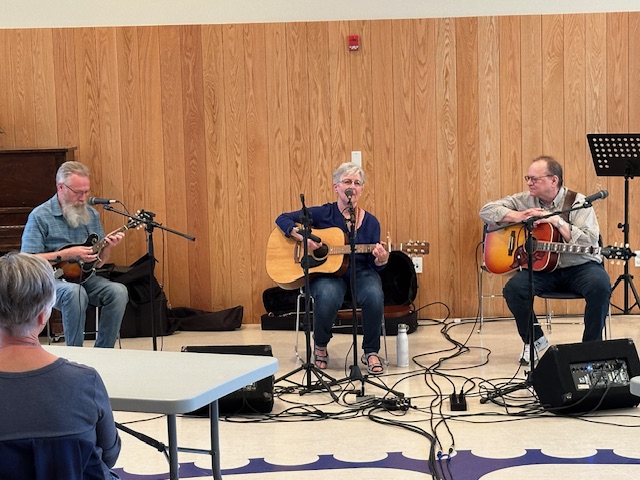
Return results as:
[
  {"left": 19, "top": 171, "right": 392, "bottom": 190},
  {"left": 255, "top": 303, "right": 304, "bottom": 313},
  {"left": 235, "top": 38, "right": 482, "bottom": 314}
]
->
[{"left": 54, "top": 313, "right": 640, "bottom": 479}]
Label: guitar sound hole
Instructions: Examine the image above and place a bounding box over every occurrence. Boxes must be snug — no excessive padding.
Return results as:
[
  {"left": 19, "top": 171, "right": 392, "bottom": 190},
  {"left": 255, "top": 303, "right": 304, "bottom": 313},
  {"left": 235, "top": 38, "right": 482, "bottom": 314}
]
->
[{"left": 312, "top": 245, "right": 329, "bottom": 260}]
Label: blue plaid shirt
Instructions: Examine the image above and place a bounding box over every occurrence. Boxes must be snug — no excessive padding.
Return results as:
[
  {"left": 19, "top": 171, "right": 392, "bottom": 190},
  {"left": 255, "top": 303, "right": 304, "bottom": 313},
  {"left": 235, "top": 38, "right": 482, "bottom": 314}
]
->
[{"left": 21, "top": 195, "right": 105, "bottom": 254}]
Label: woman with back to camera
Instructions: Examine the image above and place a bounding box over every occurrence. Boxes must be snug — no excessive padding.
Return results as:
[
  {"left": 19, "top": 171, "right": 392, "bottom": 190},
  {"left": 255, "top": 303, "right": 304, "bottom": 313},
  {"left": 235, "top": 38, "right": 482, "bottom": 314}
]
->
[{"left": 0, "top": 252, "right": 121, "bottom": 479}]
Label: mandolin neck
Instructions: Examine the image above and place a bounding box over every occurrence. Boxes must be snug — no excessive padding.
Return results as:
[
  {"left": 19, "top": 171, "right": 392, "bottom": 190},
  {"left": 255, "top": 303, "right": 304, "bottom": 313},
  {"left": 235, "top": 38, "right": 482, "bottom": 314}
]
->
[{"left": 91, "top": 224, "right": 130, "bottom": 254}]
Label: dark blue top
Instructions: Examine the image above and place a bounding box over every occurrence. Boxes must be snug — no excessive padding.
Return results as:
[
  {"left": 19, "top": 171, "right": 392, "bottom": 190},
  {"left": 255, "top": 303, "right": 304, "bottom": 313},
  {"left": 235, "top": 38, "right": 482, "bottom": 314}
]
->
[
  {"left": 0, "top": 357, "right": 121, "bottom": 475},
  {"left": 275, "top": 202, "right": 384, "bottom": 277}
]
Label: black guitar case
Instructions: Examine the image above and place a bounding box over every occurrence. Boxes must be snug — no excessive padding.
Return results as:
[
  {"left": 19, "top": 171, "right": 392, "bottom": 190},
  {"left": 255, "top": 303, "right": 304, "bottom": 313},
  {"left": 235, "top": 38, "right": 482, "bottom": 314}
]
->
[{"left": 261, "top": 250, "right": 418, "bottom": 335}]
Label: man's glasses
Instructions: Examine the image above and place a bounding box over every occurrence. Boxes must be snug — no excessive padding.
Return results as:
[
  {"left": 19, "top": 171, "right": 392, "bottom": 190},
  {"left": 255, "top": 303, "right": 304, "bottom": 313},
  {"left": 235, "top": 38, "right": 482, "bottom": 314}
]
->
[
  {"left": 340, "top": 179, "right": 363, "bottom": 187},
  {"left": 524, "top": 174, "right": 554, "bottom": 184},
  {"left": 63, "top": 184, "right": 91, "bottom": 196}
]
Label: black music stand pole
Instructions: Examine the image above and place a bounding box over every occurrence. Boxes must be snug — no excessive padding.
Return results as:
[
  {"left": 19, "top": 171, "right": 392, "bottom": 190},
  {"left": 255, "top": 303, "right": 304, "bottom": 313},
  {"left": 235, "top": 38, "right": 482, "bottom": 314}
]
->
[
  {"left": 610, "top": 173, "right": 640, "bottom": 313},
  {"left": 587, "top": 133, "right": 640, "bottom": 314}
]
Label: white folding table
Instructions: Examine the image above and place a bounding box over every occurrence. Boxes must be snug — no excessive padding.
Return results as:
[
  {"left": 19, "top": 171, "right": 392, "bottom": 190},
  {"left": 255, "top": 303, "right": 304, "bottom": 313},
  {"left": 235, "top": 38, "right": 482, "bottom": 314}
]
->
[{"left": 44, "top": 346, "right": 278, "bottom": 480}]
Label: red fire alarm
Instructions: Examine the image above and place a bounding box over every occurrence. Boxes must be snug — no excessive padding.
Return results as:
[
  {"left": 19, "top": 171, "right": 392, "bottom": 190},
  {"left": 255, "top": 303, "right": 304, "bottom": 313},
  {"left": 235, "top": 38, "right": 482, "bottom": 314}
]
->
[{"left": 348, "top": 34, "right": 359, "bottom": 51}]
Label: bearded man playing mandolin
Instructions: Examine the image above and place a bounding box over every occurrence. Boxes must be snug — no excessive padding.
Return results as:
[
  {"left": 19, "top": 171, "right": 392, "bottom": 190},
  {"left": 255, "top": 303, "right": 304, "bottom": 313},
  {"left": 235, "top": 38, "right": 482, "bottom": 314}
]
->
[
  {"left": 479, "top": 155, "right": 612, "bottom": 365},
  {"left": 20, "top": 161, "right": 128, "bottom": 348}
]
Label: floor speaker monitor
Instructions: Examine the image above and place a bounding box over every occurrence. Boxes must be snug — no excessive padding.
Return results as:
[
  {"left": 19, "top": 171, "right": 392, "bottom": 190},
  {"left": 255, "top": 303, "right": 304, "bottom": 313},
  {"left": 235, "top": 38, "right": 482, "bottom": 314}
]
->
[
  {"left": 532, "top": 338, "right": 640, "bottom": 414},
  {"left": 181, "top": 344, "right": 274, "bottom": 415}
]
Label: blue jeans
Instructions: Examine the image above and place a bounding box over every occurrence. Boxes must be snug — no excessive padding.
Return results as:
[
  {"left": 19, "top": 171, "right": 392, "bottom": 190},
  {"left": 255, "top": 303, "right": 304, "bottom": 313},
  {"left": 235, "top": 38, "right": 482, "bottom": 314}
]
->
[
  {"left": 310, "top": 269, "right": 384, "bottom": 354},
  {"left": 503, "top": 261, "right": 611, "bottom": 343},
  {"left": 55, "top": 275, "right": 129, "bottom": 348}
]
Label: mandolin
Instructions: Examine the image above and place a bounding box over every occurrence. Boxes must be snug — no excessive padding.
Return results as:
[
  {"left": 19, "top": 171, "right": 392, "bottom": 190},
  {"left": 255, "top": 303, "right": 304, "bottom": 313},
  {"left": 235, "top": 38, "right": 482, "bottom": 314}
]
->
[{"left": 53, "top": 218, "right": 141, "bottom": 283}]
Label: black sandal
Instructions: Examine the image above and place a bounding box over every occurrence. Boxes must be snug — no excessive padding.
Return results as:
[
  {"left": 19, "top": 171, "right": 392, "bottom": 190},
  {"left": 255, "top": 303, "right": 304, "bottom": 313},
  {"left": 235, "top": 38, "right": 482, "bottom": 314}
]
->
[
  {"left": 361, "top": 352, "right": 384, "bottom": 375},
  {"left": 314, "top": 346, "right": 329, "bottom": 369}
]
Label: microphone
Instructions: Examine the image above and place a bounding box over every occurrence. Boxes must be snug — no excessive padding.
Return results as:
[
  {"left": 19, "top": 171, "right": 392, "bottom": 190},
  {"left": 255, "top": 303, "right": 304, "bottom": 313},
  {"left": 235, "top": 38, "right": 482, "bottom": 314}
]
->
[
  {"left": 583, "top": 190, "right": 609, "bottom": 204},
  {"left": 88, "top": 197, "right": 118, "bottom": 205},
  {"left": 345, "top": 188, "right": 354, "bottom": 199}
]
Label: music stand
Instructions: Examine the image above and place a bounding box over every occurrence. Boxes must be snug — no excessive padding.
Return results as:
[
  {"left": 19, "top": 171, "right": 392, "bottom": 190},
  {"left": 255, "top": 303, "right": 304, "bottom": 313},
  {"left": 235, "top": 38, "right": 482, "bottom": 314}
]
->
[{"left": 587, "top": 133, "right": 640, "bottom": 314}]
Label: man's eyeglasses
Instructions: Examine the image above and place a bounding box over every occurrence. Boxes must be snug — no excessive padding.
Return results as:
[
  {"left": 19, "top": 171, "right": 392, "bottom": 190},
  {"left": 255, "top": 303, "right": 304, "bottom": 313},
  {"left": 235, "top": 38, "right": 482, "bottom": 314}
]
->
[
  {"left": 524, "top": 174, "right": 554, "bottom": 184},
  {"left": 63, "top": 184, "right": 91, "bottom": 196},
  {"left": 340, "top": 179, "right": 363, "bottom": 187}
]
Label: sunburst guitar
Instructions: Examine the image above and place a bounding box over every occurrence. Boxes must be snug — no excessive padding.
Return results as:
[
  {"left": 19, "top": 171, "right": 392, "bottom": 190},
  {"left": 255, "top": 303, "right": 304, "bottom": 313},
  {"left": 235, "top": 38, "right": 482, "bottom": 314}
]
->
[
  {"left": 266, "top": 226, "right": 429, "bottom": 290},
  {"left": 483, "top": 223, "right": 634, "bottom": 274}
]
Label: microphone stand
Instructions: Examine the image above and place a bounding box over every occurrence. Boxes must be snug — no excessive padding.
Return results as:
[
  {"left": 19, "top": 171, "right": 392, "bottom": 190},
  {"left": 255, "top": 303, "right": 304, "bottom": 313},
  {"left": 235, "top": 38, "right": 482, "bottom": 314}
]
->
[
  {"left": 481, "top": 201, "right": 600, "bottom": 404},
  {"left": 334, "top": 195, "right": 404, "bottom": 400},
  {"left": 103, "top": 206, "right": 195, "bottom": 351},
  {"left": 275, "top": 194, "right": 339, "bottom": 400}
]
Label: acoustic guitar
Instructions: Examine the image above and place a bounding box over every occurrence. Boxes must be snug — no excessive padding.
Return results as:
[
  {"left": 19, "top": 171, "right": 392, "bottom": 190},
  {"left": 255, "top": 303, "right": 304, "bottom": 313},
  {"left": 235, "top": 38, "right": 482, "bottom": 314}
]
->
[
  {"left": 53, "top": 218, "right": 141, "bottom": 283},
  {"left": 266, "top": 226, "right": 429, "bottom": 290},
  {"left": 483, "top": 223, "right": 634, "bottom": 274}
]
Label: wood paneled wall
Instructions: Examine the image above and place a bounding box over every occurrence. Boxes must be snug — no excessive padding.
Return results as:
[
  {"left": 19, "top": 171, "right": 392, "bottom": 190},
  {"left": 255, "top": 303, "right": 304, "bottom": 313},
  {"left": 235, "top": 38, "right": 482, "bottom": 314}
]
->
[{"left": 1, "top": 13, "right": 639, "bottom": 323}]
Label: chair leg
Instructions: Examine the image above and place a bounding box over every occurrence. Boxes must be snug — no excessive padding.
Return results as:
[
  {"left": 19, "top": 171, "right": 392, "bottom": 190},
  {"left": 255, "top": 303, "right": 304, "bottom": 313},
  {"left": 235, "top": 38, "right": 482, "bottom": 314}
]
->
[
  {"left": 47, "top": 313, "right": 64, "bottom": 344},
  {"left": 478, "top": 267, "right": 485, "bottom": 332},
  {"left": 544, "top": 298, "right": 553, "bottom": 334},
  {"left": 381, "top": 315, "right": 389, "bottom": 366},
  {"left": 604, "top": 304, "right": 612, "bottom": 340}
]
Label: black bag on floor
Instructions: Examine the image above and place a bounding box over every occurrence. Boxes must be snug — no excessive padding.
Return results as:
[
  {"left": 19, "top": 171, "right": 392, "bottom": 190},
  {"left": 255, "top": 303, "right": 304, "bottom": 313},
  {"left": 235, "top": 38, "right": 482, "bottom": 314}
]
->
[
  {"left": 170, "top": 305, "right": 243, "bottom": 331},
  {"left": 97, "top": 254, "right": 175, "bottom": 338}
]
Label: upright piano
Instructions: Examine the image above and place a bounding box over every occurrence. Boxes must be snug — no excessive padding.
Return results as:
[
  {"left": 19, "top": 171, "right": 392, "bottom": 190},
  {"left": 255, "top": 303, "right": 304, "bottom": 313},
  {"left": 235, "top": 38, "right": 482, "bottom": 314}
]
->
[{"left": 0, "top": 147, "right": 76, "bottom": 254}]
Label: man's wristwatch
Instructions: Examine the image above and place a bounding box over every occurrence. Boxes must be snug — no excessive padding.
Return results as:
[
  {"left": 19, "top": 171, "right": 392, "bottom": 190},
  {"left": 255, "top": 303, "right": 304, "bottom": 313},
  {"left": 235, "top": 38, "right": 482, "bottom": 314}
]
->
[{"left": 557, "top": 218, "right": 566, "bottom": 228}]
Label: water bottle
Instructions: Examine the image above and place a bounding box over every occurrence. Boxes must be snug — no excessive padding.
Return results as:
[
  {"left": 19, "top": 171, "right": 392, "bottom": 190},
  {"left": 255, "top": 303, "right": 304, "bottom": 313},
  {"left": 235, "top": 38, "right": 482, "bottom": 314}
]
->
[{"left": 396, "top": 323, "right": 409, "bottom": 367}]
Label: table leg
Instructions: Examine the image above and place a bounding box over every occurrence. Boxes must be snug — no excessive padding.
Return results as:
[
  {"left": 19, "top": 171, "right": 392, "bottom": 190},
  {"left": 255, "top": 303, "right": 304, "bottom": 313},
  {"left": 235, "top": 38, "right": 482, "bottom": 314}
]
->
[
  {"left": 167, "top": 414, "right": 179, "bottom": 479},
  {"left": 210, "top": 400, "right": 222, "bottom": 480}
]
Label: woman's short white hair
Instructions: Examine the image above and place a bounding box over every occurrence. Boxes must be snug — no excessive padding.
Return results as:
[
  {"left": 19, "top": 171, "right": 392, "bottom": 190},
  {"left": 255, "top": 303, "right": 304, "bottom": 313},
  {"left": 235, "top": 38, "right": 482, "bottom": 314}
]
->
[
  {"left": 0, "top": 253, "right": 56, "bottom": 337},
  {"left": 332, "top": 162, "right": 365, "bottom": 185}
]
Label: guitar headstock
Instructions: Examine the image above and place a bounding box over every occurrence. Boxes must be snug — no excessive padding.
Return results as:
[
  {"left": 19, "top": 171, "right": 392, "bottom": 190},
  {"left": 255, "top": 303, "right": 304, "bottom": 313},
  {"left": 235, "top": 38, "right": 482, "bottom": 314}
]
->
[
  {"left": 603, "top": 245, "right": 636, "bottom": 262},
  {"left": 402, "top": 240, "right": 430, "bottom": 255}
]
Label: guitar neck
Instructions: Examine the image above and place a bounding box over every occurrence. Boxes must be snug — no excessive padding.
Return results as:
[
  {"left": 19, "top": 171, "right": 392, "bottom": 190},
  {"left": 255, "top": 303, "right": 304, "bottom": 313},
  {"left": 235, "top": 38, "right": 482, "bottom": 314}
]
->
[
  {"left": 91, "top": 225, "right": 129, "bottom": 254},
  {"left": 327, "top": 241, "right": 429, "bottom": 256},
  {"left": 327, "top": 244, "right": 377, "bottom": 256},
  {"left": 534, "top": 240, "right": 600, "bottom": 256}
]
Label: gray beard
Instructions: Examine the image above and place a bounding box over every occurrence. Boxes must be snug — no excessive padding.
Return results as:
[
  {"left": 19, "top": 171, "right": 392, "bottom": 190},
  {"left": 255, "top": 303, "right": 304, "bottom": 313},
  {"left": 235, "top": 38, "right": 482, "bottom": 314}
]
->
[{"left": 63, "top": 203, "right": 92, "bottom": 228}]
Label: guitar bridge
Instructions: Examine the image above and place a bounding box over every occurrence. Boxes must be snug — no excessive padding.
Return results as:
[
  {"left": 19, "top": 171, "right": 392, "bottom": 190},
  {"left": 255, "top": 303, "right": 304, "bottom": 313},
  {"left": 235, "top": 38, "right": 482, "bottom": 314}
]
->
[{"left": 508, "top": 231, "right": 515, "bottom": 256}]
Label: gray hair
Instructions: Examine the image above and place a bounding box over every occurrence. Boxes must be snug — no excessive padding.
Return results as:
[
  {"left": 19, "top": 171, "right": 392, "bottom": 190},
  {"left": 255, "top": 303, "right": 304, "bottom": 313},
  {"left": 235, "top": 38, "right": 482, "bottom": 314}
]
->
[
  {"left": 332, "top": 162, "right": 366, "bottom": 185},
  {"left": 56, "top": 161, "right": 90, "bottom": 184},
  {"left": 0, "top": 253, "right": 57, "bottom": 337}
]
